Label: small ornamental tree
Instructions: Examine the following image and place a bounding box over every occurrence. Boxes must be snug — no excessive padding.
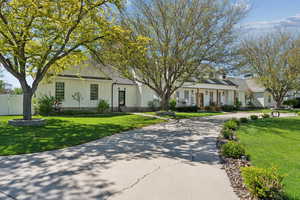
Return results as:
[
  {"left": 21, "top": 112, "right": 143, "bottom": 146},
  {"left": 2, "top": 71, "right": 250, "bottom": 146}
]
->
[{"left": 0, "top": 0, "right": 125, "bottom": 120}]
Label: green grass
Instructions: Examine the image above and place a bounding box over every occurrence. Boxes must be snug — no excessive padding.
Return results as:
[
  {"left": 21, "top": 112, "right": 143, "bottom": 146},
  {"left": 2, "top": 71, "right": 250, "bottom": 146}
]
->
[
  {"left": 0, "top": 113, "right": 164, "bottom": 156},
  {"left": 237, "top": 117, "right": 300, "bottom": 199},
  {"left": 144, "top": 111, "right": 223, "bottom": 119},
  {"left": 243, "top": 108, "right": 300, "bottom": 114}
]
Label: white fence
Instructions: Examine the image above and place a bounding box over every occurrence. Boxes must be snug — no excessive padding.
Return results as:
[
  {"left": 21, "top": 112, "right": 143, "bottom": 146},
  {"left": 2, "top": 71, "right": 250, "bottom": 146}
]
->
[{"left": 0, "top": 94, "right": 23, "bottom": 115}]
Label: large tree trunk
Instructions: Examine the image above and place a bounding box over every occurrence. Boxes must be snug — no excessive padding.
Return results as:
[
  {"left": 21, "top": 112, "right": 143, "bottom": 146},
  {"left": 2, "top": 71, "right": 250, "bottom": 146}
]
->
[
  {"left": 23, "top": 90, "right": 33, "bottom": 120},
  {"left": 275, "top": 100, "right": 282, "bottom": 109},
  {"left": 160, "top": 94, "right": 170, "bottom": 111}
]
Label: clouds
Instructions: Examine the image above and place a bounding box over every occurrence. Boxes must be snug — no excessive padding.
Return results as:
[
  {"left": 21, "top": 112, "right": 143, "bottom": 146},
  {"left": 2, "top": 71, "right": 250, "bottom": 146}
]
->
[{"left": 241, "top": 14, "right": 300, "bottom": 32}]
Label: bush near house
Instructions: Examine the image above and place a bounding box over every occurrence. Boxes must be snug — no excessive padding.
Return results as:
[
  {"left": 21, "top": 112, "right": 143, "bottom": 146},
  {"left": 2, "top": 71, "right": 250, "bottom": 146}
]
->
[
  {"left": 169, "top": 99, "right": 177, "bottom": 111},
  {"left": 283, "top": 99, "right": 299, "bottom": 108},
  {"left": 241, "top": 166, "right": 284, "bottom": 199},
  {"left": 97, "top": 99, "right": 110, "bottom": 113},
  {"left": 35, "top": 95, "right": 56, "bottom": 116},
  {"left": 54, "top": 110, "right": 97, "bottom": 116},
  {"left": 221, "top": 105, "right": 236, "bottom": 112},
  {"left": 235, "top": 100, "right": 242, "bottom": 110},
  {"left": 176, "top": 106, "right": 198, "bottom": 112},
  {"left": 221, "top": 141, "right": 246, "bottom": 159}
]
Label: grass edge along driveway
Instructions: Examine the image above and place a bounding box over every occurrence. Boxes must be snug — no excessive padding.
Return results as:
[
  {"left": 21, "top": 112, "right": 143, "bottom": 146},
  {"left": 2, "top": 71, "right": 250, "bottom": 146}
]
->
[
  {"left": 0, "top": 113, "right": 165, "bottom": 156},
  {"left": 145, "top": 111, "right": 224, "bottom": 119},
  {"left": 237, "top": 117, "right": 300, "bottom": 200}
]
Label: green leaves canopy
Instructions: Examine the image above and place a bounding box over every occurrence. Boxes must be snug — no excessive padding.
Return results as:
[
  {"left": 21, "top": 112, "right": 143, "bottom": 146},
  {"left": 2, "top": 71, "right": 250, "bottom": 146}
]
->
[{"left": 0, "top": 0, "right": 123, "bottom": 91}]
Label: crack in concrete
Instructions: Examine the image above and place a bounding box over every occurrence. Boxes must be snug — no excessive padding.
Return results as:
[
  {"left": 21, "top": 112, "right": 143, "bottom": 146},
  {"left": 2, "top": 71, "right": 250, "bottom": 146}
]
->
[
  {"left": 117, "top": 161, "right": 184, "bottom": 196},
  {"left": 118, "top": 166, "right": 161, "bottom": 194},
  {"left": 0, "top": 190, "right": 18, "bottom": 200}
]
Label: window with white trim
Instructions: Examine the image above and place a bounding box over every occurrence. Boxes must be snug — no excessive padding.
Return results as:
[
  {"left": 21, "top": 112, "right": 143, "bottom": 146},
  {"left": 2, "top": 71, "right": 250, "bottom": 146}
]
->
[
  {"left": 90, "top": 84, "right": 99, "bottom": 101},
  {"left": 55, "top": 82, "right": 65, "bottom": 101},
  {"left": 184, "top": 90, "right": 189, "bottom": 101}
]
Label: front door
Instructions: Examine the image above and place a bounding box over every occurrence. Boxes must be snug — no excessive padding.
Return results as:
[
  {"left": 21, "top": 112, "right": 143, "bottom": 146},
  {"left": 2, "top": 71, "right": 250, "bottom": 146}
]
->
[
  {"left": 118, "top": 90, "right": 126, "bottom": 109},
  {"left": 197, "top": 93, "right": 204, "bottom": 108}
]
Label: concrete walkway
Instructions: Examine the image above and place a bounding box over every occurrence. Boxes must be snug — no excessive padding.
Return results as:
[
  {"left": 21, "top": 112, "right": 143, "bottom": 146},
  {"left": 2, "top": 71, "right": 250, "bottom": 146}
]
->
[{"left": 0, "top": 112, "right": 296, "bottom": 200}]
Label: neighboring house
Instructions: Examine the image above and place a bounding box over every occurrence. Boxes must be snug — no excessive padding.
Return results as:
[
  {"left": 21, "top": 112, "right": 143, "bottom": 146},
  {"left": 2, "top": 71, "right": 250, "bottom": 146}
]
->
[{"left": 36, "top": 62, "right": 241, "bottom": 111}]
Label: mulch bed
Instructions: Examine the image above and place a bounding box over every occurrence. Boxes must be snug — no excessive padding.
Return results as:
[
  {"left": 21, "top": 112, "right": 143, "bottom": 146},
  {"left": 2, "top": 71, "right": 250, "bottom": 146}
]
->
[{"left": 217, "top": 137, "right": 257, "bottom": 200}]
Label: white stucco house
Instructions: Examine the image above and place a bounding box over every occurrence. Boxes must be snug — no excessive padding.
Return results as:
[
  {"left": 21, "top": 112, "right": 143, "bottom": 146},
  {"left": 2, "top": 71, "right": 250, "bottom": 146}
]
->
[
  {"left": 34, "top": 61, "right": 279, "bottom": 112},
  {"left": 36, "top": 62, "right": 245, "bottom": 112}
]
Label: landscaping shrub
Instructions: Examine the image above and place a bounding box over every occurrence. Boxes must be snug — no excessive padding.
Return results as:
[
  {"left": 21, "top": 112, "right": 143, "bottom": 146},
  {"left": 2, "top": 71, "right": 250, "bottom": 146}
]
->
[
  {"left": 221, "top": 141, "right": 246, "bottom": 159},
  {"left": 235, "top": 100, "right": 242, "bottom": 110},
  {"left": 240, "top": 117, "right": 249, "bottom": 123},
  {"left": 176, "top": 106, "right": 198, "bottom": 112},
  {"left": 148, "top": 99, "right": 160, "bottom": 111},
  {"left": 221, "top": 105, "right": 236, "bottom": 112},
  {"left": 35, "top": 95, "right": 56, "bottom": 115},
  {"left": 214, "top": 106, "right": 222, "bottom": 112},
  {"left": 221, "top": 128, "right": 235, "bottom": 140},
  {"left": 230, "top": 118, "right": 240, "bottom": 126},
  {"left": 262, "top": 113, "right": 270, "bottom": 119},
  {"left": 97, "top": 99, "right": 110, "bottom": 113},
  {"left": 283, "top": 99, "right": 299, "bottom": 108},
  {"left": 204, "top": 106, "right": 212, "bottom": 111},
  {"left": 250, "top": 115, "right": 259, "bottom": 120},
  {"left": 224, "top": 120, "right": 238, "bottom": 130},
  {"left": 241, "top": 166, "right": 284, "bottom": 199},
  {"left": 169, "top": 99, "right": 177, "bottom": 111},
  {"left": 55, "top": 110, "right": 96, "bottom": 116}
]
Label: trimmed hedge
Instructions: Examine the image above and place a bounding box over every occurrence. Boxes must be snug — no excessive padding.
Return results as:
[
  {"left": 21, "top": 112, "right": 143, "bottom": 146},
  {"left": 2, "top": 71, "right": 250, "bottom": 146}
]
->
[
  {"left": 224, "top": 120, "right": 238, "bottom": 130},
  {"left": 221, "top": 105, "right": 236, "bottom": 112},
  {"left": 250, "top": 115, "right": 259, "bottom": 120},
  {"left": 221, "top": 141, "right": 246, "bottom": 159},
  {"left": 221, "top": 128, "right": 235, "bottom": 140},
  {"left": 240, "top": 117, "right": 249, "bottom": 123},
  {"left": 242, "top": 166, "right": 284, "bottom": 199},
  {"left": 176, "top": 106, "right": 198, "bottom": 112}
]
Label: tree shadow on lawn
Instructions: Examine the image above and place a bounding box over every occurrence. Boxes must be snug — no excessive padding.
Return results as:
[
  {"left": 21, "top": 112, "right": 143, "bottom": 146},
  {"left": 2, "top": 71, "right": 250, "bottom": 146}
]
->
[
  {"left": 0, "top": 119, "right": 142, "bottom": 156},
  {"left": 0, "top": 117, "right": 222, "bottom": 200}
]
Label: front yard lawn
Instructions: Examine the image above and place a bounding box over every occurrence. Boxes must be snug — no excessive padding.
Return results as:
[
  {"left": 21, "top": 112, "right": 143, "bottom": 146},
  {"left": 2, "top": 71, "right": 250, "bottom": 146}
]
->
[
  {"left": 0, "top": 113, "right": 164, "bottom": 156},
  {"left": 243, "top": 108, "right": 300, "bottom": 114},
  {"left": 145, "top": 112, "right": 223, "bottom": 119},
  {"left": 237, "top": 117, "right": 300, "bottom": 199}
]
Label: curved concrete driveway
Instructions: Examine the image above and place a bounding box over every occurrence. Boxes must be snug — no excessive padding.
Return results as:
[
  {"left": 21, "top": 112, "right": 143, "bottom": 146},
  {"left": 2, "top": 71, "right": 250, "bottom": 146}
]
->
[{"left": 0, "top": 112, "right": 295, "bottom": 200}]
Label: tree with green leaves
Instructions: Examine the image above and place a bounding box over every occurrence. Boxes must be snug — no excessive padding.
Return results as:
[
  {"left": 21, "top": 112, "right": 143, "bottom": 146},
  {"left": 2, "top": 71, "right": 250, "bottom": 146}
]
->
[
  {"left": 93, "top": 0, "right": 247, "bottom": 110},
  {"left": 0, "top": 0, "right": 125, "bottom": 120},
  {"left": 238, "top": 32, "right": 300, "bottom": 108}
]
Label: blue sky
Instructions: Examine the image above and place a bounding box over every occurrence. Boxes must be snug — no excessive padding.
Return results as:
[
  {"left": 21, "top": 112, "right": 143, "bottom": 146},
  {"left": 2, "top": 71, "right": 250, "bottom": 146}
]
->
[{"left": 2, "top": 0, "right": 300, "bottom": 88}]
